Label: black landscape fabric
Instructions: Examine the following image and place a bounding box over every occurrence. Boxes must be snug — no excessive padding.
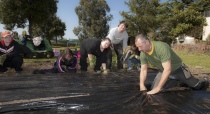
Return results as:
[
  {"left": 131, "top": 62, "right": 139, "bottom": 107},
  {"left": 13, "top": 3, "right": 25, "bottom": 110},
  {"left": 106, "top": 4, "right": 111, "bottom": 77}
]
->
[{"left": 0, "top": 69, "right": 209, "bottom": 114}]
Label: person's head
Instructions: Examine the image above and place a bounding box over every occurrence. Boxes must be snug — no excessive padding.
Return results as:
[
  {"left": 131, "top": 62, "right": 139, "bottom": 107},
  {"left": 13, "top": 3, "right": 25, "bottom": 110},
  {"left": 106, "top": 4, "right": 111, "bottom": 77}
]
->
[
  {"left": 130, "top": 44, "right": 139, "bottom": 54},
  {"left": 62, "top": 48, "right": 74, "bottom": 61},
  {"left": 135, "top": 34, "right": 151, "bottom": 53},
  {"left": 32, "top": 36, "right": 43, "bottom": 46},
  {"left": 101, "top": 38, "right": 111, "bottom": 49},
  {"left": 1, "top": 30, "right": 13, "bottom": 46},
  {"left": 22, "top": 30, "right": 27, "bottom": 36},
  {"left": 118, "top": 21, "right": 128, "bottom": 33}
]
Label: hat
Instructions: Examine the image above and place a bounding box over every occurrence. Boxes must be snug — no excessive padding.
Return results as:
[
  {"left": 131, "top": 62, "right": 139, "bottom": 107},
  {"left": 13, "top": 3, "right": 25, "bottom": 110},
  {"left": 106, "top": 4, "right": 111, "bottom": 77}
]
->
[{"left": 1, "top": 30, "right": 12, "bottom": 37}]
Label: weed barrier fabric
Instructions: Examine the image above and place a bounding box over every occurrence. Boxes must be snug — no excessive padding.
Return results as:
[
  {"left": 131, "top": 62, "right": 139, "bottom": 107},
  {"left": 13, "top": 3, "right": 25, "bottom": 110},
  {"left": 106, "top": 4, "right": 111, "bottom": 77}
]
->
[{"left": 0, "top": 70, "right": 209, "bottom": 114}]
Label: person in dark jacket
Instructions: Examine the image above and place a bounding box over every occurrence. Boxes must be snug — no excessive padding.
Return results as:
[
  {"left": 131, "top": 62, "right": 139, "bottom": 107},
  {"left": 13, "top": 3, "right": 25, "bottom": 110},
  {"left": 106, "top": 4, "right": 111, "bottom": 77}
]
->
[
  {"left": 80, "top": 38, "right": 111, "bottom": 74},
  {"left": 33, "top": 48, "right": 78, "bottom": 74},
  {"left": 0, "top": 30, "right": 24, "bottom": 75}
]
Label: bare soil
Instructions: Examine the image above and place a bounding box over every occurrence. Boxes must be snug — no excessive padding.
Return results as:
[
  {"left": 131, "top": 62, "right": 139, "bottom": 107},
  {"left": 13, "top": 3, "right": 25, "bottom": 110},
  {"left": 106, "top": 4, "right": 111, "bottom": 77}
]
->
[{"left": 1, "top": 60, "right": 209, "bottom": 78}]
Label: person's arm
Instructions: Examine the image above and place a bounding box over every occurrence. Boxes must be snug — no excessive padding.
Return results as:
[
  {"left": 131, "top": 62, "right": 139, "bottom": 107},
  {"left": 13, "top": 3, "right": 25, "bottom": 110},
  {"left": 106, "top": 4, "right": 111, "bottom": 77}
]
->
[
  {"left": 122, "top": 34, "right": 128, "bottom": 51},
  {"left": 67, "top": 56, "right": 78, "bottom": 69},
  {"left": 56, "top": 56, "right": 65, "bottom": 73},
  {"left": 139, "top": 64, "right": 148, "bottom": 91},
  {"left": 102, "top": 63, "right": 106, "bottom": 70},
  {"left": 88, "top": 54, "right": 93, "bottom": 61},
  {"left": 147, "top": 61, "right": 172, "bottom": 94}
]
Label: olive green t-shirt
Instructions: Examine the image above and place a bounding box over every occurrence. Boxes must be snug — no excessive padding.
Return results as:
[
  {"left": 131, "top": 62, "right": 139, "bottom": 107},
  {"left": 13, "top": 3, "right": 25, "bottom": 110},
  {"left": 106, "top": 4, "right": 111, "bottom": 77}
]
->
[{"left": 140, "top": 41, "right": 182, "bottom": 72}]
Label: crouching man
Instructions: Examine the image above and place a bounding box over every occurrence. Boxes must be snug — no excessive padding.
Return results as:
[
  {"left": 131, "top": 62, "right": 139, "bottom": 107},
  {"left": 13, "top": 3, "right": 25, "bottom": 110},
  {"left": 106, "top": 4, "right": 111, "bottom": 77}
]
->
[{"left": 0, "top": 30, "right": 23, "bottom": 75}]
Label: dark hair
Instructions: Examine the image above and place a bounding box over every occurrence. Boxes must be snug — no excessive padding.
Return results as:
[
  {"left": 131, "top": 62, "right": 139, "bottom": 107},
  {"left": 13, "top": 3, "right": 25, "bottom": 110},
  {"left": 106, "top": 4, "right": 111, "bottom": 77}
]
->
[
  {"left": 118, "top": 21, "right": 128, "bottom": 28},
  {"left": 61, "top": 48, "right": 74, "bottom": 61},
  {"left": 130, "top": 44, "right": 140, "bottom": 54},
  {"left": 102, "top": 37, "right": 111, "bottom": 43}
]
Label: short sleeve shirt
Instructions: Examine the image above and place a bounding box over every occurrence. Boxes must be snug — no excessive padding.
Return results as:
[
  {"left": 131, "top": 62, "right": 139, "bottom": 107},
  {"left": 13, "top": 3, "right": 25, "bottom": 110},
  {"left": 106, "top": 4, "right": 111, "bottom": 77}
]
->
[{"left": 140, "top": 41, "right": 182, "bottom": 72}]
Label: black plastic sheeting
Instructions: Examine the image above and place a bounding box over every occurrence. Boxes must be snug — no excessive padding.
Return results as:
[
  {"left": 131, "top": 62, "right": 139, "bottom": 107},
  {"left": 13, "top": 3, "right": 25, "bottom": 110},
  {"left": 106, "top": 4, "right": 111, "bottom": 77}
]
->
[{"left": 0, "top": 69, "right": 210, "bottom": 114}]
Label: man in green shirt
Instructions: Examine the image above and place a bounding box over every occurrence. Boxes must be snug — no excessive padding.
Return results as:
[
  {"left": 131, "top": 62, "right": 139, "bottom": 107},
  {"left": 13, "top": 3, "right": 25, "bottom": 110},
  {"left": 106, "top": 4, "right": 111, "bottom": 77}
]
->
[{"left": 135, "top": 34, "right": 209, "bottom": 95}]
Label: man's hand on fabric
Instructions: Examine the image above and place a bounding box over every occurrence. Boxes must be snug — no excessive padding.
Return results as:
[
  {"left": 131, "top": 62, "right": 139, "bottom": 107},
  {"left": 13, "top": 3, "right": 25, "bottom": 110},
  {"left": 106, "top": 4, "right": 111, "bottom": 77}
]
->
[{"left": 147, "top": 87, "right": 161, "bottom": 95}]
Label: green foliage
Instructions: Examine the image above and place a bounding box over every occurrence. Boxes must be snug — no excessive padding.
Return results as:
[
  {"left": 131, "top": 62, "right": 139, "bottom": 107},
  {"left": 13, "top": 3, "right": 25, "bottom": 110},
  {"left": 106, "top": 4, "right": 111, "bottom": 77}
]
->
[
  {"left": 0, "top": 0, "right": 58, "bottom": 35},
  {"left": 32, "top": 15, "right": 66, "bottom": 42},
  {"left": 121, "top": 0, "right": 210, "bottom": 44},
  {"left": 121, "top": 0, "right": 160, "bottom": 37},
  {"left": 74, "top": 0, "right": 113, "bottom": 40}
]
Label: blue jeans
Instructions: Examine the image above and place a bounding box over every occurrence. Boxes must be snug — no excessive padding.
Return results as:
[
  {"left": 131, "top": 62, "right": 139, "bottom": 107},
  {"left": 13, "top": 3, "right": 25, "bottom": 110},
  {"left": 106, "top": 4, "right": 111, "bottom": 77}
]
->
[{"left": 126, "top": 57, "right": 140, "bottom": 68}]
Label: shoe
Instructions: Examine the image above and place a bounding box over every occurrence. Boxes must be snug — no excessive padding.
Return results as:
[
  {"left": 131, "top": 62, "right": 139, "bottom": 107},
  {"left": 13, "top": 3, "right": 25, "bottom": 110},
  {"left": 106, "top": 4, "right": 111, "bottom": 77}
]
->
[
  {"left": 16, "top": 71, "right": 22, "bottom": 76},
  {"left": 137, "top": 66, "right": 141, "bottom": 71},
  {"left": 127, "top": 67, "right": 133, "bottom": 71},
  {"left": 200, "top": 77, "right": 209, "bottom": 90},
  {"left": 93, "top": 70, "right": 101, "bottom": 75}
]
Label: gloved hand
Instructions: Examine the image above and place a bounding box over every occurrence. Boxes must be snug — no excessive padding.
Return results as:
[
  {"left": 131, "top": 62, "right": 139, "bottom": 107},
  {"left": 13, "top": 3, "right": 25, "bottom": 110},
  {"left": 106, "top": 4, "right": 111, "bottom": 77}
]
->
[
  {"left": 102, "top": 69, "right": 108, "bottom": 75},
  {"left": 89, "top": 60, "right": 94, "bottom": 69},
  {"left": 0, "top": 54, "right": 6, "bottom": 65},
  {"left": 61, "top": 65, "right": 68, "bottom": 72},
  {"left": 61, "top": 65, "right": 66, "bottom": 69}
]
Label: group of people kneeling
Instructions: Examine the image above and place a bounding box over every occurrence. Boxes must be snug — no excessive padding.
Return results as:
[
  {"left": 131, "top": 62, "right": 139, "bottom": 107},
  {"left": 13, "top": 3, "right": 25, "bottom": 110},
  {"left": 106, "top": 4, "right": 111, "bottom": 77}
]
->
[{"left": 0, "top": 20, "right": 209, "bottom": 95}]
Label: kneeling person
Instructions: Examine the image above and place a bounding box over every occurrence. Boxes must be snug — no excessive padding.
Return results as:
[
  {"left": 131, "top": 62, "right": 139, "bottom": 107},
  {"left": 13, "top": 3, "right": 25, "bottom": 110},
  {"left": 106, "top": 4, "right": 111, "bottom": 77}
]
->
[
  {"left": 33, "top": 48, "right": 78, "bottom": 74},
  {"left": 80, "top": 38, "right": 111, "bottom": 74}
]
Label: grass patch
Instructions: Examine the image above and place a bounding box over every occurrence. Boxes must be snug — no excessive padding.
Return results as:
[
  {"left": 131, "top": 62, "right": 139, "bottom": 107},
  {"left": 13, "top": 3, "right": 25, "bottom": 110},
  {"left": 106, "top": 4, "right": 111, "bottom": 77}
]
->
[{"left": 174, "top": 50, "right": 210, "bottom": 72}]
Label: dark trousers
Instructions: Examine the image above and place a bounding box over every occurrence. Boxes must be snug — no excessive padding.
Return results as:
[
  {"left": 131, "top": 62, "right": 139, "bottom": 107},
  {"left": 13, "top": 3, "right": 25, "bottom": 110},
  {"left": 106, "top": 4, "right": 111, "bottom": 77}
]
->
[
  {"left": 151, "top": 64, "right": 200, "bottom": 91},
  {"left": 80, "top": 45, "right": 103, "bottom": 71},
  {"left": 0, "top": 56, "right": 23, "bottom": 72},
  {"left": 80, "top": 44, "right": 88, "bottom": 71},
  {"left": 94, "top": 56, "right": 103, "bottom": 71},
  {"left": 106, "top": 43, "right": 123, "bottom": 70}
]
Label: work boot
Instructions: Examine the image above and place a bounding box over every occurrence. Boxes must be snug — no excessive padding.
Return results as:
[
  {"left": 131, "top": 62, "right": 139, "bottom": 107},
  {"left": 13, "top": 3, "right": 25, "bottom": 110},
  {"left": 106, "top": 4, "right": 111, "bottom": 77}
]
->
[
  {"left": 200, "top": 78, "right": 209, "bottom": 90},
  {"left": 193, "top": 77, "right": 209, "bottom": 90}
]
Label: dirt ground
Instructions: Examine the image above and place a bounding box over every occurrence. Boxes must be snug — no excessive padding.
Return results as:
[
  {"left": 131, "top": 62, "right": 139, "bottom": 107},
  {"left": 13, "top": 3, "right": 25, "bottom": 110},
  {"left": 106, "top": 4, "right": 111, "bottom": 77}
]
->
[{"left": 1, "top": 60, "right": 209, "bottom": 78}]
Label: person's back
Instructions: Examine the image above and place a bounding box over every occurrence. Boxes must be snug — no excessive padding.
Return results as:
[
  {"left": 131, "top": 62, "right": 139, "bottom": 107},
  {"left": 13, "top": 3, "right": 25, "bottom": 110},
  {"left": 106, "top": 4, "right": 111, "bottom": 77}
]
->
[{"left": 140, "top": 41, "right": 182, "bottom": 72}]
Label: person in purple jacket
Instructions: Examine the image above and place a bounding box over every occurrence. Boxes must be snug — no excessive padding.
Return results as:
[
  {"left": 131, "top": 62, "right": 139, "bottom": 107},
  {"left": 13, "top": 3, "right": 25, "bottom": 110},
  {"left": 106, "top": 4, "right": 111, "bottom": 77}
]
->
[{"left": 33, "top": 48, "right": 78, "bottom": 74}]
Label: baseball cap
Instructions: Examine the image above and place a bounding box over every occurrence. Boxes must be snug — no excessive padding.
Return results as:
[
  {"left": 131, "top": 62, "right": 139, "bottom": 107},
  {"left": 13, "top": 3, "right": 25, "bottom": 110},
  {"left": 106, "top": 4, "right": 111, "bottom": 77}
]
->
[{"left": 1, "top": 30, "right": 12, "bottom": 37}]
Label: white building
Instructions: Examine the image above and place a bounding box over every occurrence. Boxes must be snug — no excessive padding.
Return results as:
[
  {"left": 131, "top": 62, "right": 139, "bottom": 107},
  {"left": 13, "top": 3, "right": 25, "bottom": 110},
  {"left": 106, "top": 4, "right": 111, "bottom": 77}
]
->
[{"left": 203, "top": 10, "right": 210, "bottom": 41}]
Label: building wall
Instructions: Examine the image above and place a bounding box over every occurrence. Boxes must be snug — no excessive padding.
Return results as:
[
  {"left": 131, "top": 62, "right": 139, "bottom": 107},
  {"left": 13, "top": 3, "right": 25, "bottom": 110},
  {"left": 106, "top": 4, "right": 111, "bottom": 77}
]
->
[{"left": 203, "top": 17, "right": 210, "bottom": 41}]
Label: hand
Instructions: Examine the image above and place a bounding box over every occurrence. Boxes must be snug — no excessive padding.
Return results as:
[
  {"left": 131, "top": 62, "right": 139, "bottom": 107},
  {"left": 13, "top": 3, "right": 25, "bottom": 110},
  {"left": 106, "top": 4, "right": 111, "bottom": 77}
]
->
[
  {"left": 110, "top": 44, "right": 114, "bottom": 50},
  {"left": 102, "top": 69, "right": 108, "bottom": 75},
  {"left": 147, "top": 87, "right": 161, "bottom": 95},
  {"left": 135, "top": 55, "right": 139, "bottom": 59},
  {"left": 0, "top": 54, "right": 6, "bottom": 65},
  {"left": 89, "top": 60, "right": 94, "bottom": 69},
  {"left": 140, "top": 84, "right": 147, "bottom": 91},
  {"left": 61, "top": 65, "right": 68, "bottom": 72}
]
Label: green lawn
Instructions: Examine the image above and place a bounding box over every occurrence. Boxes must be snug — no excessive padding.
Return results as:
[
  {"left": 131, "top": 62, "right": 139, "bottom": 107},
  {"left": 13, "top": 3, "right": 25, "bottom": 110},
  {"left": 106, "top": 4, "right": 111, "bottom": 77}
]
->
[
  {"left": 23, "top": 47, "right": 210, "bottom": 72},
  {"left": 174, "top": 50, "right": 210, "bottom": 72}
]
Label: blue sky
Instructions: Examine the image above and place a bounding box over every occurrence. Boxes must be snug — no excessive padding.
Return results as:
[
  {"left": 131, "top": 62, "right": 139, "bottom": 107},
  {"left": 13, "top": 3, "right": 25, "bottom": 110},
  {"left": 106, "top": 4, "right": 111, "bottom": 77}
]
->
[{"left": 0, "top": 0, "right": 130, "bottom": 39}]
